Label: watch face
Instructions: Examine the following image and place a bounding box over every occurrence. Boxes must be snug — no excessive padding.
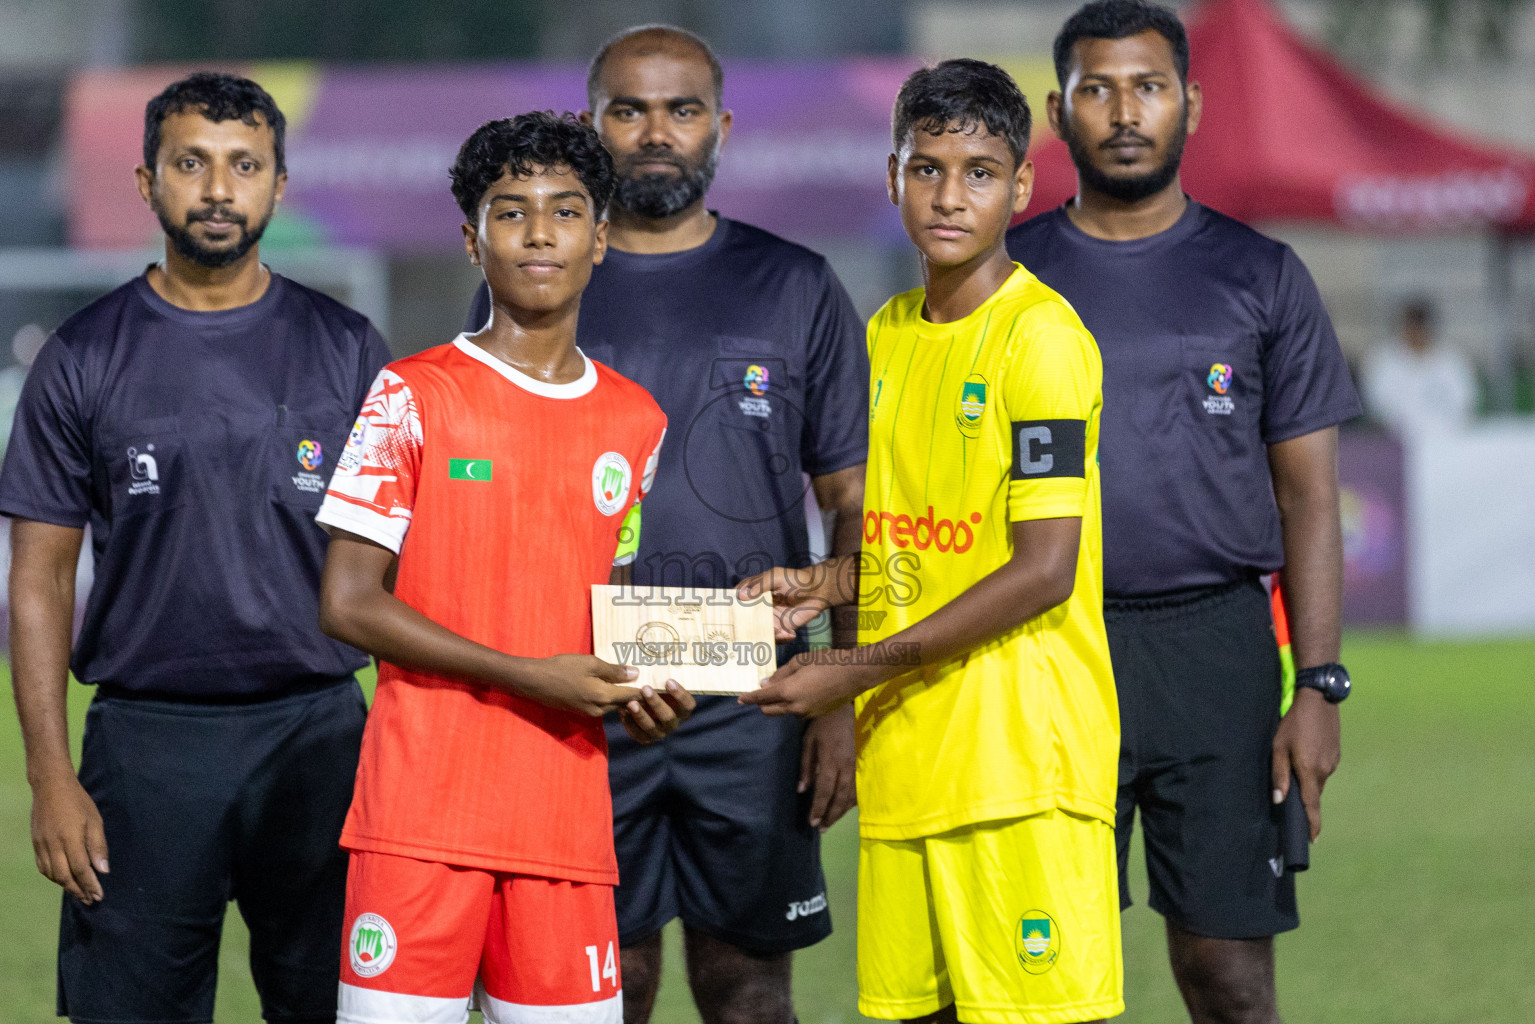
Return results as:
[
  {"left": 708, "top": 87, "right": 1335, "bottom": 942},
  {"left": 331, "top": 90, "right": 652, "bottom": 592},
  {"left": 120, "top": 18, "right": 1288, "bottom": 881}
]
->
[{"left": 1299, "top": 664, "right": 1350, "bottom": 703}]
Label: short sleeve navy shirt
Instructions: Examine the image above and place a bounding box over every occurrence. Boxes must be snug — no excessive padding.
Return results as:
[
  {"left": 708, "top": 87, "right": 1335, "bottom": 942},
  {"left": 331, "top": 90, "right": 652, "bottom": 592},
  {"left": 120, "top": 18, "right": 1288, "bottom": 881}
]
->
[
  {"left": 1007, "top": 201, "right": 1361, "bottom": 598},
  {"left": 467, "top": 217, "right": 868, "bottom": 586},
  {"left": 0, "top": 272, "right": 391, "bottom": 696}
]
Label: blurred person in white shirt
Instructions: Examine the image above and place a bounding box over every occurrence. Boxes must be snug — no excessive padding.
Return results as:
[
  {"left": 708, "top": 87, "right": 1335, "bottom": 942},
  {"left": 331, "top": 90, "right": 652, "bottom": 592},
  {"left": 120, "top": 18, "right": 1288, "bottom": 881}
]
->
[
  {"left": 1363, "top": 298, "right": 1478, "bottom": 436},
  {"left": 0, "top": 323, "right": 47, "bottom": 456}
]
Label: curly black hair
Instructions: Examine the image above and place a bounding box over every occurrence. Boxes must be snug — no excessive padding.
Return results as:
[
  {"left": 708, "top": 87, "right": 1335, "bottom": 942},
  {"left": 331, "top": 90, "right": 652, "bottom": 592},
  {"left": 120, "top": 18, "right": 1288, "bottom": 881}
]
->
[
  {"left": 1053, "top": 0, "right": 1189, "bottom": 87},
  {"left": 143, "top": 72, "right": 286, "bottom": 174},
  {"left": 450, "top": 112, "right": 616, "bottom": 222},
  {"left": 892, "top": 59, "right": 1032, "bottom": 167}
]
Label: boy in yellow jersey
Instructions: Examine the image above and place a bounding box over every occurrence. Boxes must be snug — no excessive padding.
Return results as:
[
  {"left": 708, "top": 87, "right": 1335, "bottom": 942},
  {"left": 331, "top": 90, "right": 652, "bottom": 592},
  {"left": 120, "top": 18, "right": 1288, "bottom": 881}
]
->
[{"left": 739, "top": 59, "right": 1121, "bottom": 1024}]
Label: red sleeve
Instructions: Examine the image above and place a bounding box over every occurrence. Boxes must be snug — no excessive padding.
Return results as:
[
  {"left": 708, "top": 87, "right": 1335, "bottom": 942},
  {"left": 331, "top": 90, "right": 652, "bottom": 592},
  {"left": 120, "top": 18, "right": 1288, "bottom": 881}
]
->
[{"left": 638, "top": 422, "right": 666, "bottom": 500}]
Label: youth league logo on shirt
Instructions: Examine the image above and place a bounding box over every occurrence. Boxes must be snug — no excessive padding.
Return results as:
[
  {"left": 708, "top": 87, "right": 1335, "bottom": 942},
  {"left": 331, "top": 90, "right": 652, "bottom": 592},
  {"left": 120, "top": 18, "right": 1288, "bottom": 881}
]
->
[
  {"left": 592, "top": 451, "right": 632, "bottom": 516},
  {"left": 291, "top": 438, "right": 327, "bottom": 494},
  {"left": 338, "top": 416, "right": 367, "bottom": 473},
  {"left": 743, "top": 364, "right": 770, "bottom": 395},
  {"left": 296, "top": 438, "right": 324, "bottom": 472},
  {"left": 737, "top": 363, "right": 773, "bottom": 419},
  {"left": 1203, "top": 363, "right": 1235, "bottom": 415},
  {"left": 738, "top": 364, "right": 773, "bottom": 420}
]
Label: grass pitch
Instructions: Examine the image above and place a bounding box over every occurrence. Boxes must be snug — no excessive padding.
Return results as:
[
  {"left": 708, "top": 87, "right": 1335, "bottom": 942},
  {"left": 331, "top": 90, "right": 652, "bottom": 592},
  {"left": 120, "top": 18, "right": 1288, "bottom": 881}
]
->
[{"left": 1, "top": 633, "right": 1531, "bottom": 1023}]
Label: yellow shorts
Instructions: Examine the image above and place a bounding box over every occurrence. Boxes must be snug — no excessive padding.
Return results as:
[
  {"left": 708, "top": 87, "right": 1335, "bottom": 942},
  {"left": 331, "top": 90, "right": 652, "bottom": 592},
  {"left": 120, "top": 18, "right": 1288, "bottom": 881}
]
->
[{"left": 857, "top": 810, "right": 1123, "bottom": 1024}]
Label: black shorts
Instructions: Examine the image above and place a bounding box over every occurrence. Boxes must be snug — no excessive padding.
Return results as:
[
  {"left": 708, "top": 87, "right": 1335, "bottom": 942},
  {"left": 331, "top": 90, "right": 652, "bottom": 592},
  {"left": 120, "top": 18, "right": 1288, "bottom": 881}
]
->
[
  {"left": 1107, "top": 577, "right": 1300, "bottom": 940},
  {"left": 58, "top": 679, "right": 366, "bottom": 1024},
  {"left": 605, "top": 695, "right": 831, "bottom": 954}
]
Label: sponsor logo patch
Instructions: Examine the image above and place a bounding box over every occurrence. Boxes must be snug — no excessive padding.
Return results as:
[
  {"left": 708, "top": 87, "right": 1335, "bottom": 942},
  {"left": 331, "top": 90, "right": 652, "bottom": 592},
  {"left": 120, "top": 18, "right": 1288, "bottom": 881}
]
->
[
  {"left": 863, "top": 507, "right": 983, "bottom": 554},
  {"left": 1015, "top": 910, "right": 1060, "bottom": 974},
  {"left": 786, "top": 893, "right": 828, "bottom": 921},
  {"left": 592, "top": 451, "right": 632, "bottom": 516},
  {"left": 349, "top": 913, "right": 397, "bottom": 978},
  {"left": 127, "top": 446, "right": 160, "bottom": 496}
]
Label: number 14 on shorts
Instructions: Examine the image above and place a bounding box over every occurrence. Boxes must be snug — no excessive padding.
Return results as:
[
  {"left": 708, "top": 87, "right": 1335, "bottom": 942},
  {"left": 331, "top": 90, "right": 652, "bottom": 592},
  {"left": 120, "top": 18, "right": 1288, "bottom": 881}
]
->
[{"left": 585, "top": 941, "right": 618, "bottom": 992}]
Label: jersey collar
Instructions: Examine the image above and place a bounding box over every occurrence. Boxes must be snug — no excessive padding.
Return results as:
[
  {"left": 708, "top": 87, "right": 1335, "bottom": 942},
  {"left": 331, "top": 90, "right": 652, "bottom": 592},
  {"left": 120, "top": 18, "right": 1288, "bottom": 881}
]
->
[
  {"left": 915, "top": 264, "right": 1032, "bottom": 333},
  {"left": 1050, "top": 196, "right": 1204, "bottom": 253},
  {"left": 452, "top": 334, "right": 597, "bottom": 399}
]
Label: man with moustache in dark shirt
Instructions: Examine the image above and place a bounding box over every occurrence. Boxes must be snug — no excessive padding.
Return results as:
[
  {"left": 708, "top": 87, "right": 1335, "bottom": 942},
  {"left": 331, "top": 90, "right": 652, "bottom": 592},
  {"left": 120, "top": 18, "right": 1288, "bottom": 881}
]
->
[
  {"left": 1008, "top": 4, "right": 1360, "bottom": 1022},
  {"left": 4, "top": 73, "right": 388, "bottom": 1024}
]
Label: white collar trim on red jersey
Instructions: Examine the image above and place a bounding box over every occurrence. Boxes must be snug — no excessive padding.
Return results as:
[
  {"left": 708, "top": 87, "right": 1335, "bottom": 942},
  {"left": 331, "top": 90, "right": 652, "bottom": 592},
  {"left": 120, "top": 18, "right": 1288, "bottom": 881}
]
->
[{"left": 452, "top": 334, "right": 597, "bottom": 399}]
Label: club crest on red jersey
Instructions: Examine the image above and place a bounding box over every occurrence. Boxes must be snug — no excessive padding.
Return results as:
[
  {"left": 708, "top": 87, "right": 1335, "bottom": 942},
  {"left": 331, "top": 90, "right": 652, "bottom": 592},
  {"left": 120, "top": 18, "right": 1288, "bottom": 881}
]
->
[{"left": 592, "top": 452, "right": 632, "bottom": 516}]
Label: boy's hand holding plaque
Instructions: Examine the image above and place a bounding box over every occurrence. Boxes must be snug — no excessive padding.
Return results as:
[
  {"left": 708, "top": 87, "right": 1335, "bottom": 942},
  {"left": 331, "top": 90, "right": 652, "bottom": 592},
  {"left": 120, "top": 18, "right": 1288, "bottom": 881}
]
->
[{"left": 591, "top": 585, "right": 778, "bottom": 695}]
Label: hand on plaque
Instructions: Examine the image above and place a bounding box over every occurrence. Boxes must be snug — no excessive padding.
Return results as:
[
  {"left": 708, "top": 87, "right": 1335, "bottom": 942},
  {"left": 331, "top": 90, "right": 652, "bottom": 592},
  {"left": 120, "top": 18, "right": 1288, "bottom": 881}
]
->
[
  {"left": 619, "top": 680, "right": 697, "bottom": 744},
  {"left": 737, "top": 563, "right": 850, "bottom": 642},
  {"left": 739, "top": 651, "right": 873, "bottom": 719}
]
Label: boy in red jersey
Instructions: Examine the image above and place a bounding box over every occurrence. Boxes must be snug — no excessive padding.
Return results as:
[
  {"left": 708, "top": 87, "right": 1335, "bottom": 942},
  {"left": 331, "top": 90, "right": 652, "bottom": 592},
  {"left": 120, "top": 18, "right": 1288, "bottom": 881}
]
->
[{"left": 315, "top": 112, "right": 692, "bottom": 1024}]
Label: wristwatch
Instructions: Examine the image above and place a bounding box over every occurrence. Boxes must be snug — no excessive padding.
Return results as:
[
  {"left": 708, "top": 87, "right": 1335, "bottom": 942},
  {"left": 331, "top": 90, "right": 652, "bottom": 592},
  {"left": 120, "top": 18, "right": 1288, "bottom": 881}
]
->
[{"left": 1294, "top": 662, "right": 1351, "bottom": 704}]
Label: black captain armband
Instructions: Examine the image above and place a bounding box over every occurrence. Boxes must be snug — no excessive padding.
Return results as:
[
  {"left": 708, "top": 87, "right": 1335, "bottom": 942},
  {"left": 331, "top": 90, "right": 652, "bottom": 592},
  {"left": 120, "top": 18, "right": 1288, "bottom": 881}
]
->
[{"left": 1010, "top": 419, "right": 1087, "bottom": 480}]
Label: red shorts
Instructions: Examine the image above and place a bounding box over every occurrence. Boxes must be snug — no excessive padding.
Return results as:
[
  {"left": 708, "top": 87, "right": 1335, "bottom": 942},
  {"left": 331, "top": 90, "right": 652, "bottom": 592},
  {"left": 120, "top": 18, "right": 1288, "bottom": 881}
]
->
[{"left": 338, "top": 850, "right": 621, "bottom": 1024}]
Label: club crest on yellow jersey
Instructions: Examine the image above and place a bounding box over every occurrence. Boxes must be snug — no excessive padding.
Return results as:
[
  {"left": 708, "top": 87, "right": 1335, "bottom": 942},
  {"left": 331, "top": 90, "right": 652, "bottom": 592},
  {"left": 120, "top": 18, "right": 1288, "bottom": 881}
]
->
[{"left": 955, "top": 374, "right": 988, "bottom": 437}]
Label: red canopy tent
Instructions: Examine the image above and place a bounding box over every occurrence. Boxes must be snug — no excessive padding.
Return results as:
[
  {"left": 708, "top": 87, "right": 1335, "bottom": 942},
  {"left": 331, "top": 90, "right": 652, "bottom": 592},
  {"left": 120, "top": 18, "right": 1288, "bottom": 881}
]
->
[{"left": 1025, "top": 0, "right": 1535, "bottom": 234}]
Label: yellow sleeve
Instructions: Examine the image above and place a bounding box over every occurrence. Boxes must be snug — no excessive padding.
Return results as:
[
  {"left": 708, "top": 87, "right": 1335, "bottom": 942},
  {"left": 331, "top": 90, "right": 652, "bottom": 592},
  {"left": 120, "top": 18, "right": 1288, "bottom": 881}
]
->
[{"left": 1001, "top": 319, "right": 1102, "bottom": 523}]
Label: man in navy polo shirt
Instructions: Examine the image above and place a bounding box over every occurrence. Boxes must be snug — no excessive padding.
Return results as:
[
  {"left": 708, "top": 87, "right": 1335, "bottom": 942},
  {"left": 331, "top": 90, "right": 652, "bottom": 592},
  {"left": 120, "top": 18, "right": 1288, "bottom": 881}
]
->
[
  {"left": 1008, "top": 4, "right": 1360, "bottom": 1023},
  {"left": 3, "top": 73, "right": 389, "bottom": 1024},
  {"left": 466, "top": 26, "right": 867, "bottom": 1024}
]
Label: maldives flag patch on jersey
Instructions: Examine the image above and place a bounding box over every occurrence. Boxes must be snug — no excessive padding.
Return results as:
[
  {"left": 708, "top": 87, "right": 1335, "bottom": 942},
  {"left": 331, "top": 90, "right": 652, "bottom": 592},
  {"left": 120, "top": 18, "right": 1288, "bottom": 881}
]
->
[{"left": 448, "top": 458, "right": 492, "bottom": 481}]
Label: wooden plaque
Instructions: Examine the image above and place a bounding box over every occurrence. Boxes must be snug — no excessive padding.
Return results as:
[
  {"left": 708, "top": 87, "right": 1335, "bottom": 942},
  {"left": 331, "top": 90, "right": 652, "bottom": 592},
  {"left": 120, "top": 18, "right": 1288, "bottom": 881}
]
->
[{"left": 591, "top": 585, "right": 777, "bottom": 695}]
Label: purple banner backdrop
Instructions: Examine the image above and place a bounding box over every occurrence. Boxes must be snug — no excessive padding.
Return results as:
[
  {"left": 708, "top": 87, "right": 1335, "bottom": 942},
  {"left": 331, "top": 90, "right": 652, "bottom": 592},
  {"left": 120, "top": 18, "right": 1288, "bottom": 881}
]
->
[
  {"left": 69, "top": 61, "right": 920, "bottom": 253},
  {"left": 1338, "top": 431, "right": 1408, "bottom": 625}
]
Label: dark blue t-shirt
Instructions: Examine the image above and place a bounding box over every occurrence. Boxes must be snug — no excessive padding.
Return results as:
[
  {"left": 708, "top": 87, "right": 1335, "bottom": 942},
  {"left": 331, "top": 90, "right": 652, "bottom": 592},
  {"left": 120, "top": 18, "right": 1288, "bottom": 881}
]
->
[
  {"left": 1007, "top": 201, "right": 1361, "bottom": 598},
  {"left": 0, "top": 272, "right": 390, "bottom": 696},
  {"left": 468, "top": 217, "right": 868, "bottom": 587}
]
